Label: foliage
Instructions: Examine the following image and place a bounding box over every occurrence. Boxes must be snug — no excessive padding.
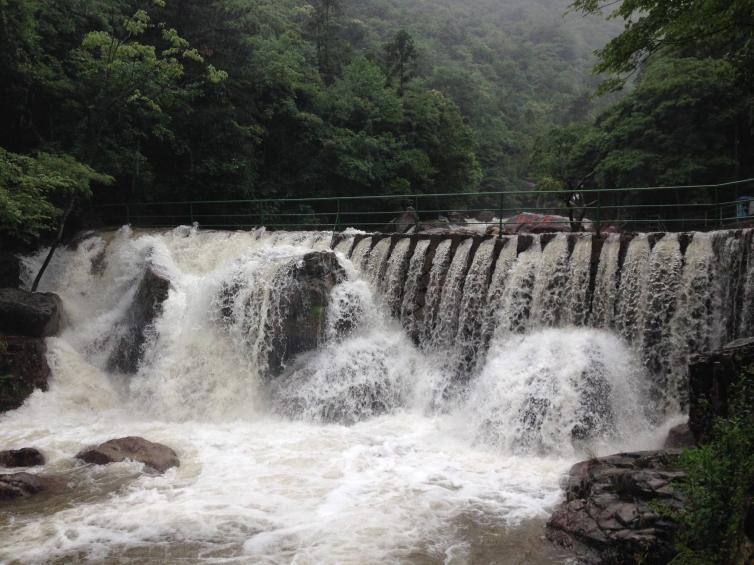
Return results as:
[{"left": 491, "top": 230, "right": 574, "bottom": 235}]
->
[
  {"left": 0, "top": 0, "right": 621, "bottom": 223},
  {"left": 670, "top": 367, "right": 754, "bottom": 565},
  {"left": 532, "top": 54, "right": 752, "bottom": 222},
  {"left": 570, "top": 0, "right": 754, "bottom": 92},
  {"left": 0, "top": 148, "right": 112, "bottom": 241}
]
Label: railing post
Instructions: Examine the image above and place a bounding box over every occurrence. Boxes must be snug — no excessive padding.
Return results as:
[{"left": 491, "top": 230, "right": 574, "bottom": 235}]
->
[
  {"left": 414, "top": 196, "right": 420, "bottom": 232},
  {"left": 126, "top": 204, "right": 131, "bottom": 226},
  {"left": 498, "top": 191, "right": 504, "bottom": 238},
  {"left": 189, "top": 203, "right": 194, "bottom": 224},
  {"left": 596, "top": 189, "right": 602, "bottom": 236}
]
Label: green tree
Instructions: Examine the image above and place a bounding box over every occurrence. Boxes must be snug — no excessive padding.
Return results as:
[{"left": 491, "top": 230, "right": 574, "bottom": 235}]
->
[
  {"left": 0, "top": 148, "right": 112, "bottom": 242},
  {"left": 571, "top": 0, "right": 754, "bottom": 91},
  {"left": 384, "top": 30, "right": 418, "bottom": 95}
]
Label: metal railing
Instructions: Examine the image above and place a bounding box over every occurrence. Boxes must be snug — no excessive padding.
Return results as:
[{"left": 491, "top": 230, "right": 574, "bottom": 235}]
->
[{"left": 92, "top": 178, "right": 754, "bottom": 233}]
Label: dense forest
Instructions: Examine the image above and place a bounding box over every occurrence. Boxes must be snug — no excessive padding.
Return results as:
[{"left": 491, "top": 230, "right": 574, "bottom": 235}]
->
[{"left": 0, "top": 0, "right": 752, "bottom": 239}]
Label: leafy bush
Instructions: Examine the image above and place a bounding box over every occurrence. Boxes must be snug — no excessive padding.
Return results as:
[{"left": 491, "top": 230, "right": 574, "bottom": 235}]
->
[
  {"left": 671, "top": 367, "right": 754, "bottom": 565},
  {"left": 0, "top": 148, "right": 111, "bottom": 241}
]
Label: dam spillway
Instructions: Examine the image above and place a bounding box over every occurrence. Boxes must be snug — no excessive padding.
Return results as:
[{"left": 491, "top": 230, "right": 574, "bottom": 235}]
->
[{"left": 1, "top": 225, "right": 751, "bottom": 563}]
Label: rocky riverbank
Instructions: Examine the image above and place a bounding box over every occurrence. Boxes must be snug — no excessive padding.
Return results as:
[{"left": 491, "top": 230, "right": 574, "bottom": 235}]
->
[{"left": 546, "top": 337, "right": 754, "bottom": 564}]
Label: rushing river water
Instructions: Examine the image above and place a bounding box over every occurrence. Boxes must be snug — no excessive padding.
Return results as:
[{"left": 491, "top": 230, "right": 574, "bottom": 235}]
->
[{"left": 2, "top": 225, "right": 744, "bottom": 563}]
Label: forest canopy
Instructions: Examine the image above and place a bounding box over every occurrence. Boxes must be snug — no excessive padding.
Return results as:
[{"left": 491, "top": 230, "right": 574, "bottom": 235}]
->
[{"left": 0, "top": 0, "right": 751, "bottom": 239}]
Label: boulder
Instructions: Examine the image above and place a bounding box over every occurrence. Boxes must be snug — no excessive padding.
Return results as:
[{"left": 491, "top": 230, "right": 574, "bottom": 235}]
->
[
  {"left": 0, "top": 447, "right": 45, "bottom": 468},
  {"left": 546, "top": 450, "right": 684, "bottom": 564},
  {"left": 0, "top": 472, "right": 65, "bottom": 500},
  {"left": 475, "top": 210, "right": 495, "bottom": 223},
  {"left": 384, "top": 209, "right": 418, "bottom": 234},
  {"left": 688, "top": 336, "right": 754, "bottom": 443},
  {"left": 664, "top": 422, "right": 695, "bottom": 449},
  {"left": 266, "top": 251, "right": 345, "bottom": 377},
  {"left": 0, "top": 336, "right": 50, "bottom": 412},
  {"left": 0, "top": 250, "right": 21, "bottom": 288},
  {"left": 0, "top": 288, "right": 63, "bottom": 337},
  {"left": 107, "top": 267, "right": 170, "bottom": 373},
  {"left": 76, "top": 436, "right": 179, "bottom": 473}
]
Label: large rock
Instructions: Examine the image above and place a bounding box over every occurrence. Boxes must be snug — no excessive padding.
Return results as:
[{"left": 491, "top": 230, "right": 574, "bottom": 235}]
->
[
  {"left": 76, "top": 436, "right": 179, "bottom": 473},
  {"left": 384, "top": 209, "right": 418, "bottom": 233},
  {"left": 0, "top": 472, "right": 65, "bottom": 500},
  {"left": 218, "top": 251, "right": 346, "bottom": 378},
  {"left": 267, "top": 251, "right": 345, "bottom": 376},
  {"left": 688, "top": 336, "right": 754, "bottom": 443},
  {"left": 546, "top": 450, "right": 684, "bottom": 564},
  {"left": 0, "top": 447, "right": 45, "bottom": 468},
  {"left": 0, "top": 336, "right": 50, "bottom": 412},
  {"left": 664, "top": 422, "right": 695, "bottom": 449},
  {"left": 107, "top": 267, "right": 170, "bottom": 373},
  {"left": 0, "top": 250, "right": 21, "bottom": 288},
  {"left": 0, "top": 288, "right": 63, "bottom": 337}
]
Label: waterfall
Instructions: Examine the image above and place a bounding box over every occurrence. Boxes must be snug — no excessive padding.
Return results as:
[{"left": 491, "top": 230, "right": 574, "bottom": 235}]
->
[
  {"left": 420, "top": 240, "right": 454, "bottom": 344},
  {"left": 563, "top": 235, "right": 593, "bottom": 326},
  {"left": 455, "top": 239, "right": 496, "bottom": 376},
  {"left": 479, "top": 237, "right": 518, "bottom": 348},
  {"left": 349, "top": 236, "right": 372, "bottom": 269},
  {"left": 426, "top": 238, "right": 473, "bottom": 350},
  {"left": 529, "top": 234, "right": 570, "bottom": 327},
  {"left": 399, "top": 239, "right": 430, "bottom": 339},
  {"left": 362, "top": 237, "right": 392, "bottom": 284},
  {"left": 493, "top": 236, "right": 542, "bottom": 336},
  {"left": 615, "top": 234, "right": 650, "bottom": 343},
  {"left": 590, "top": 234, "right": 621, "bottom": 329},
  {"left": 4, "top": 225, "right": 753, "bottom": 563},
  {"left": 639, "top": 234, "right": 683, "bottom": 408},
  {"left": 380, "top": 238, "right": 412, "bottom": 315},
  {"left": 668, "top": 232, "right": 720, "bottom": 406},
  {"left": 740, "top": 232, "right": 754, "bottom": 337}
]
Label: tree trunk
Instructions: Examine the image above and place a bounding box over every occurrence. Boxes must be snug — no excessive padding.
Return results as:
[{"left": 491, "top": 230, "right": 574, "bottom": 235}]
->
[{"left": 31, "top": 194, "right": 76, "bottom": 292}]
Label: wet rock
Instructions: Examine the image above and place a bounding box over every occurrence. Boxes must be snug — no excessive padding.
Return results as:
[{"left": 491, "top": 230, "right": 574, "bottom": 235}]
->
[
  {"left": 384, "top": 209, "right": 418, "bottom": 233},
  {"left": 0, "top": 250, "right": 21, "bottom": 288},
  {"left": 0, "top": 288, "right": 63, "bottom": 337},
  {"left": 269, "top": 251, "right": 345, "bottom": 376},
  {"left": 546, "top": 450, "right": 684, "bottom": 564},
  {"left": 664, "top": 422, "right": 695, "bottom": 449},
  {"left": 76, "top": 436, "right": 179, "bottom": 473},
  {"left": 688, "top": 336, "right": 754, "bottom": 443},
  {"left": 0, "top": 472, "right": 65, "bottom": 500},
  {"left": 0, "top": 448, "right": 45, "bottom": 468},
  {"left": 502, "top": 212, "right": 596, "bottom": 234},
  {"left": 106, "top": 266, "right": 170, "bottom": 373},
  {"left": 475, "top": 210, "right": 495, "bottom": 223},
  {"left": 0, "top": 336, "right": 50, "bottom": 413}
]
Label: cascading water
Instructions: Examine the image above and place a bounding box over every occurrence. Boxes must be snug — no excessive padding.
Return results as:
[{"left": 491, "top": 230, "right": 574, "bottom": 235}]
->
[
  {"left": 493, "top": 236, "right": 542, "bottom": 336},
  {"left": 590, "top": 234, "right": 621, "bottom": 329},
  {"left": 361, "top": 237, "right": 392, "bottom": 285},
  {"left": 563, "top": 235, "right": 593, "bottom": 326},
  {"left": 379, "top": 238, "right": 412, "bottom": 316},
  {"left": 455, "top": 240, "right": 497, "bottom": 376},
  {"left": 615, "top": 234, "right": 651, "bottom": 343},
  {"left": 529, "top": 234, "right": 570, "bottom": 327},
  {"left": 426, "top": 239, "right": 473, "bottom": 351},
  {"left": 399, "top": 239, "right": 430, "bottom": 339},
  {"left": 3, "top": 225, "right": 752, "bottom": 564},
  {"left": 420, "top": 240, "right": 454, "bottom": 344}
]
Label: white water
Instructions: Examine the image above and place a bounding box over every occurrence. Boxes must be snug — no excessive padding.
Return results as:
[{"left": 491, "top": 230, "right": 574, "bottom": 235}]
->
[{"left": 4, "top": 226, "right": 745, "bottom": 563}]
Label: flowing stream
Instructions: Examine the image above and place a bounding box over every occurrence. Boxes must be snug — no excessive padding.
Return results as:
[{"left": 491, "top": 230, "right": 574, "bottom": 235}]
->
[{"left": 2, "top": 226, "right": 751, "bottom": 564}]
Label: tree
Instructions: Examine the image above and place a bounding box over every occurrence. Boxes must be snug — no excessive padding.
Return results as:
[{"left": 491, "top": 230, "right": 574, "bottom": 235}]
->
[
  {"left": 308, "top": 0, "right": 344, "bottom": 84},
  {"left": 384, "top": 30, "right": 418, "bottom": 95},
  {"left": 0, "top": 148, "right": 112, "bottom": 289},
  {"left": 570, "top": 0, "right": 754, "bottom": 91}
]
